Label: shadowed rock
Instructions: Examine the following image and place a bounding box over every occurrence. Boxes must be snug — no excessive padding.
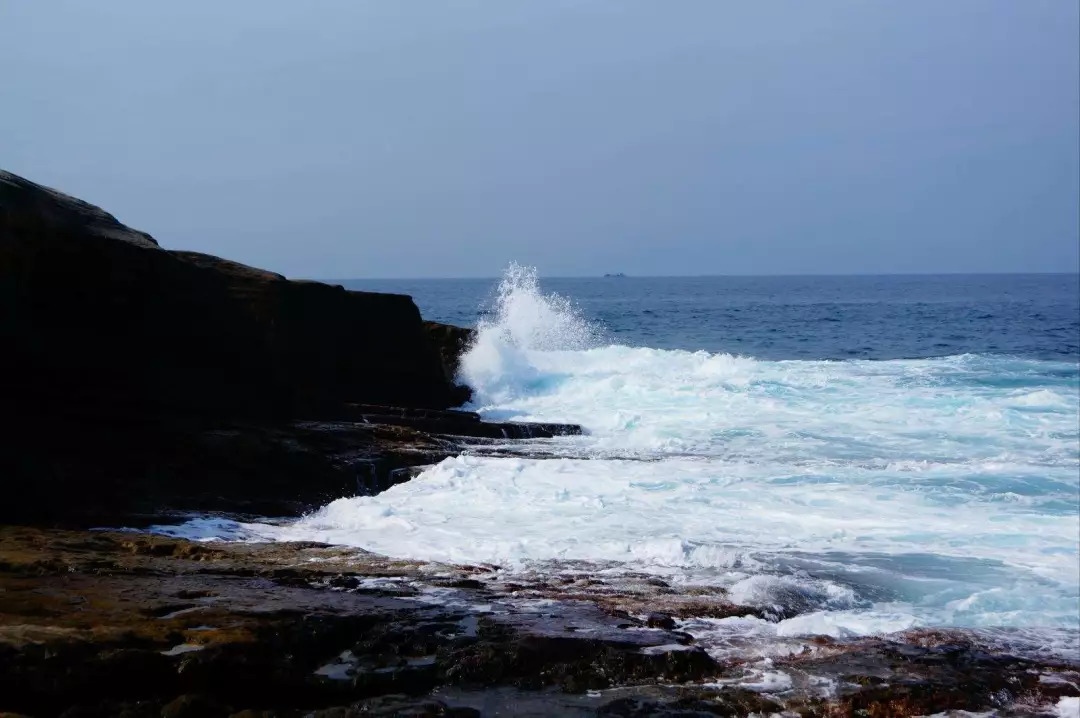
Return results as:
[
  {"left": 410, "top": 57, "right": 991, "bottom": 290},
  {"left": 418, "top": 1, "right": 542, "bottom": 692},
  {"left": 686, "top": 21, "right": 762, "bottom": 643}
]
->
[
  {"left": 425, "top": 321, "right": 476, "bottom": 384},
  {"left": 0, "top": 169, "right": 574, "bottom": 522},
  {"left": 1, "top": 168, "right": 461, "bottom": 419}
]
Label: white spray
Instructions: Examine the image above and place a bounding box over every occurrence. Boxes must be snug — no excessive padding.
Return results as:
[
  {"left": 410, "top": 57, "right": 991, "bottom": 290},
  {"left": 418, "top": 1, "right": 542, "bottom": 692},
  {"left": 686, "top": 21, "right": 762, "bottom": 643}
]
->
[{"left": 459, "top": 263, "right": 600, "bottom": 405}]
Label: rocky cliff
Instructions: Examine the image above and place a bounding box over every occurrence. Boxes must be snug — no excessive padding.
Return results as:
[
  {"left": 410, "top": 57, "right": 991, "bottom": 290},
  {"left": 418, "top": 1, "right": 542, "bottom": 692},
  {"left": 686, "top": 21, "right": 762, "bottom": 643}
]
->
[
  {"left": 0, "top": 170, "right": 577, "bottom": 523},
  {"left": 0, "top": 169, "right": 467, "bottom": 421}
]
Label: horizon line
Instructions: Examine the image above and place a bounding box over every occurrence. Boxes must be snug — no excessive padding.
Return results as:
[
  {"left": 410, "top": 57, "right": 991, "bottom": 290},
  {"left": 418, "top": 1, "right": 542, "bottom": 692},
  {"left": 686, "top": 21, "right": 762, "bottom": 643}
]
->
[{"left": 312, "top": 270, "right": 1080, "bottom": 282}]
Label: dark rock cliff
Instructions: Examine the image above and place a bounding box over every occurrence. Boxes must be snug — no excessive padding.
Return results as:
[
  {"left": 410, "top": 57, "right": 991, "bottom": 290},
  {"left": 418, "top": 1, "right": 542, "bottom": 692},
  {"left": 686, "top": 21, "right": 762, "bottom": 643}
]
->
[
  {"left": 0, "top": 169, "right": 467, "bottom": 421},
  {"left": 0, "top": 169, "right": 515, "bottom": 522},
  {"left": 424, "top": 321, "right": 477, "bottom": 383}
]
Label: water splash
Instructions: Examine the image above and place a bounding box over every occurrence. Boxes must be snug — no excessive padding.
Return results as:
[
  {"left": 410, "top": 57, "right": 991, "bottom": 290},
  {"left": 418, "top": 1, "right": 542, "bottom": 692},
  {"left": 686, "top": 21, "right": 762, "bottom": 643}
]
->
[
  {"left": 460, "top": 263, "right": 601, "bottom": 405},
  {"left": 153, "top": 268, "right": 1080, "bottom": 655}
]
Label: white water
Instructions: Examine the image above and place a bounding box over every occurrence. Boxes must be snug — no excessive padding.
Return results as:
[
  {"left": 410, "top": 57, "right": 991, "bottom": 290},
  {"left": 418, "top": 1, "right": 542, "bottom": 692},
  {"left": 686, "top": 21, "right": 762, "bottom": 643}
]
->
[{"left": 159, "top": 266, "right": 1080, "bottom": 654}]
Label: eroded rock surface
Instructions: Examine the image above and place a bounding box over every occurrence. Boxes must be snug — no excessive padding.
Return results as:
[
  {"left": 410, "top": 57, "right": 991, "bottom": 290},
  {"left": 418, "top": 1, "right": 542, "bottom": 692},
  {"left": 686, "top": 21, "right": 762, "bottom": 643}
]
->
[{"left": 0, "top": 528, "right": 1075, "bottom": 717}]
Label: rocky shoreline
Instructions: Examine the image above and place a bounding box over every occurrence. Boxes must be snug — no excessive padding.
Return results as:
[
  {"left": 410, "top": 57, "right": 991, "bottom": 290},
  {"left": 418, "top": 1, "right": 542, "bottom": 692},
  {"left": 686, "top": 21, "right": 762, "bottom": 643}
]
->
[
  {"left": 0, "top": 168, "right": 578, "bottom": 525},
  {"left": 2, "top": 528, "right": 1078, "bottom": 717},
  {"left": 1, "top": 170, "right": 1077, "bottom": 716}
]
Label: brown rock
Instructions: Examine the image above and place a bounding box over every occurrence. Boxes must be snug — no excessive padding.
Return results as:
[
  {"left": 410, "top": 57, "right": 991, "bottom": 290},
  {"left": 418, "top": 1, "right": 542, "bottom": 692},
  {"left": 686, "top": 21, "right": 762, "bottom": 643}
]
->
[{"left": 0, "top": 528, "right": 1076, "bottom": 717}]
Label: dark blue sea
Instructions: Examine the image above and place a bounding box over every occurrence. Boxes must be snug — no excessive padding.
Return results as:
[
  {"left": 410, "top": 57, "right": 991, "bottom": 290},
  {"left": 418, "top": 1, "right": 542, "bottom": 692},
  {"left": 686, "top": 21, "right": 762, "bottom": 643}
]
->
[{"left": 342, "top": 273, "right": 1079, "bottom": 361}]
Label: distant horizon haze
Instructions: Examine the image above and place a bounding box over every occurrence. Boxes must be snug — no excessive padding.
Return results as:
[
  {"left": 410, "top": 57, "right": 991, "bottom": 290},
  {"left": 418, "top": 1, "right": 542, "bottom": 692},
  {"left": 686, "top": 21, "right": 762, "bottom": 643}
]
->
[{"left": 2, "top": 1, "right": 1077, "bottom": 278}]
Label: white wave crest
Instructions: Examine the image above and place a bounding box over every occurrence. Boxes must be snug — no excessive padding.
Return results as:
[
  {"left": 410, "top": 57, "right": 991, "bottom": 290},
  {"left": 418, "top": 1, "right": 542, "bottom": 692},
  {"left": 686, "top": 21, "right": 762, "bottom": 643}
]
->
[{"left": 460, "top": 263, "right": 600, "bottom": 404}]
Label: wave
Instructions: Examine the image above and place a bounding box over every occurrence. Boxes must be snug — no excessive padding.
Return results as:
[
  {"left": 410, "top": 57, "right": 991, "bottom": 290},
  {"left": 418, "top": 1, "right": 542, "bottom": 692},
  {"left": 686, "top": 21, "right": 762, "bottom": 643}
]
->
[
  {"left": 156, "top": 265, "right": 1080, "bottom": 649},
  {"left": 459, "top": 262, "right": 601, "bottom": 404}
]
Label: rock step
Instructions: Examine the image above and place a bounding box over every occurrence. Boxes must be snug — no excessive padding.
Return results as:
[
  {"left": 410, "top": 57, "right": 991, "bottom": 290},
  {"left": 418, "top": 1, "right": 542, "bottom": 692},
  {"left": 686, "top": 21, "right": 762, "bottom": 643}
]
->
[
  {"left": 342, "top": 403, "right": 483, "bottom": 422},
  {"left": 336, "top": 403, "right": 583, "bottom": 439}
]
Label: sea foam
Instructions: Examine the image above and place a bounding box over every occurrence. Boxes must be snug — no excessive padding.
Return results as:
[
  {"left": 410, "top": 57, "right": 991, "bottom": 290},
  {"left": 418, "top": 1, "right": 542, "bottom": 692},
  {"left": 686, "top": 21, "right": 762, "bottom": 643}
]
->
[{"left": 156, "top": 265, "right": 1080, "bottom": 653}]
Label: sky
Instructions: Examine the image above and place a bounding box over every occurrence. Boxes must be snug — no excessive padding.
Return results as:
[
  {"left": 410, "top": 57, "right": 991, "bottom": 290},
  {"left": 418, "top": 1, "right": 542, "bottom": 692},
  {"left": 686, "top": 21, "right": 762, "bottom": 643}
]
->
[{"left": 2, "top": 1, "right": 1077, "bottom": 279}]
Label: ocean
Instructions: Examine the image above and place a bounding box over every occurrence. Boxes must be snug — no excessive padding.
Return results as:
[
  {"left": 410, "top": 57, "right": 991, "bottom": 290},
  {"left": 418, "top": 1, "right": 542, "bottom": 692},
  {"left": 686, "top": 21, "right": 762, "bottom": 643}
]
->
[
  {"left": 344, "top": 271, "right": 1079, "bottom": 362},
  {"left": 164, "top": 268, "right": 1080, "bottom": 658}
]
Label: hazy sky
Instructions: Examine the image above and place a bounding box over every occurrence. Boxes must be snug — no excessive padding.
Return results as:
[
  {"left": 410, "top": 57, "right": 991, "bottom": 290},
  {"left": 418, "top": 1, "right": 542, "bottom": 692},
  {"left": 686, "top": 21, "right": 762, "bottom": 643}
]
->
[{"left": 2, "top": 2, "right": 1077, "bottom": 278}]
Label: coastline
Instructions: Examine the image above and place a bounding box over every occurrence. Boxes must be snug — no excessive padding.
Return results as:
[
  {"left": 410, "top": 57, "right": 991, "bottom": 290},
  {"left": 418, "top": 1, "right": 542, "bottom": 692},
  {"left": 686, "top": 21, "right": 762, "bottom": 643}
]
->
[{"left": 1, "top": 169, "right": 1077, "bottom": 716}]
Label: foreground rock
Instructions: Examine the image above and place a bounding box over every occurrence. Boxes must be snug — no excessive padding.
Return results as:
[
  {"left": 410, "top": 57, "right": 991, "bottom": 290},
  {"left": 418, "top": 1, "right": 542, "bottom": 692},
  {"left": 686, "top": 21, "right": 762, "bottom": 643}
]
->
[{"left": 0, "top": 528, "right": 1075, "bottom": 717}]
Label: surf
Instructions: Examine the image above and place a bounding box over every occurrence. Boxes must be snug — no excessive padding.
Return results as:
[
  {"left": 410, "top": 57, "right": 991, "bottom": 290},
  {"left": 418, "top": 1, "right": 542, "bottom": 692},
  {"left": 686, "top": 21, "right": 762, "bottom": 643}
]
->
[{"left": 157, "top": 265, "right": 1080, "bottom": 655}]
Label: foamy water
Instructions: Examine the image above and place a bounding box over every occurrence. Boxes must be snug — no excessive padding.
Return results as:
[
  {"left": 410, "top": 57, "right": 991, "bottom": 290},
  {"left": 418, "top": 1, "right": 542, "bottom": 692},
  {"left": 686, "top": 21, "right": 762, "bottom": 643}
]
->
[{"left": 158, "top": 266, "right": 1080, "bottom": 654}]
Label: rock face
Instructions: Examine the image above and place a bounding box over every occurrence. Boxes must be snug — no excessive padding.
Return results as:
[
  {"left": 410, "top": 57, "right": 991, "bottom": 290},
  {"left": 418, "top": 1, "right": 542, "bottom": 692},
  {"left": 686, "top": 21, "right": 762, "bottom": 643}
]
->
[
  {"left": 425, "top": 321, "right": 477, "bottom": 383},
  {"left": 1, "top": 169, "right": 564, "bottom": 522},
  {"left": 0, "top": 169, "right": 464, "bottom": 421}
]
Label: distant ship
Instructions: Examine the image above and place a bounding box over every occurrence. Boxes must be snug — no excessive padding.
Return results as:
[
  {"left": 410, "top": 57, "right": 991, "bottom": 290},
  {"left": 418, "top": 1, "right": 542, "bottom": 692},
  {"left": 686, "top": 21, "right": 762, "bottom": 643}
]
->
[{"left": 604, "top": 272, "right": 627, "bottom": 278}]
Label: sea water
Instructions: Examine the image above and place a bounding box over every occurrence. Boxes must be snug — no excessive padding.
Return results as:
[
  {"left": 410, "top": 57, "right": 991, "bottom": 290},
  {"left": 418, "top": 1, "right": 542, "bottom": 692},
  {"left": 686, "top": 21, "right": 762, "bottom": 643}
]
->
[{"left": 160, "top": 268, "right": 1080, "bottom": 656}]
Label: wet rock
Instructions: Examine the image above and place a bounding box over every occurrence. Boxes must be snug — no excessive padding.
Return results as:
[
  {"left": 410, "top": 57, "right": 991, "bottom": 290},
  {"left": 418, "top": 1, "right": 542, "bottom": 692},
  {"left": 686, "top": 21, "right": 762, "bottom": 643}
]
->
[
  {"left": 781, "top": 635, "right": 1080, "bottom": 716},
  {"left": 644, "top": 612, "right": 677, "bottom": 630},
  {"left": 328, "top": 575, "right": 362, "bottom": 590},
  {"left": 597, "top": 690, "right": 782, "bottom": 717},
  {"left": 423, "top": 322, "right": 476, "bottom": 384},
  {"left": 160, "top": 694, "right": 229, "bottom": 718},
  {"left": 438, "top": 621, "right": 718, "bottom": 692},
  {"left": 308, "top": 696, "right": 479, "bottom": 717},
  {"left": 0, "top": 528, "right": 1076, "bottom": 716},
  {"left": 0, "top": 410, "right": 578, "bottom": 523},
  {"left": 0, "top": 529, "right": 718, "bottom": 714},
  {"left": 333, "top": 404, "right": 582, "bottom": 440}
]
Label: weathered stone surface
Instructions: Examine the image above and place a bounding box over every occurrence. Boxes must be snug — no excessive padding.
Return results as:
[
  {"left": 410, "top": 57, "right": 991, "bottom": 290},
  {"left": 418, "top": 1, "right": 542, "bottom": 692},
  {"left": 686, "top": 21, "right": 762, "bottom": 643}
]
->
[
  {"left": 0, "top": 528, "right": 1075, "bottom": 717},
  {"left": 0, "top": 170, "right": 159, "bottom": 249},
  {"left": 0, "top": 529, "right": 709, "bottom": 716}
]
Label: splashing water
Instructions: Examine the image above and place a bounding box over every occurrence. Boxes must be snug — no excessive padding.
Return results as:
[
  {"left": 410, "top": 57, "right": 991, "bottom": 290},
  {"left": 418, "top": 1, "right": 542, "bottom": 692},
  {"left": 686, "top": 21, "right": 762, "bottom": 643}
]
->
[
  {"left": 460, "top": 262, "right": 601, "bottom": 404},
  {"left": 157, "top": 266, "right": 1080, "bottom": 657}
]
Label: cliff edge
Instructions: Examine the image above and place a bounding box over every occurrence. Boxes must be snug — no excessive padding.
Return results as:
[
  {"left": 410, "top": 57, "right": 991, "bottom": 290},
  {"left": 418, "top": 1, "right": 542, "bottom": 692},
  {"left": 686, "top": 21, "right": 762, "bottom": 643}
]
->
[{"left": 0, "top": 169, "right": 468, "bottom": 420}]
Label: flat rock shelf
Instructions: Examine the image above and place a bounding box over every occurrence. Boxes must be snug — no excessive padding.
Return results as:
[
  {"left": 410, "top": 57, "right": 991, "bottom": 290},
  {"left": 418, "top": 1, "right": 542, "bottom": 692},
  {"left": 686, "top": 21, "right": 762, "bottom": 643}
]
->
[{"left": 1, "top": 528, "right": 1077, "bottom": 717}]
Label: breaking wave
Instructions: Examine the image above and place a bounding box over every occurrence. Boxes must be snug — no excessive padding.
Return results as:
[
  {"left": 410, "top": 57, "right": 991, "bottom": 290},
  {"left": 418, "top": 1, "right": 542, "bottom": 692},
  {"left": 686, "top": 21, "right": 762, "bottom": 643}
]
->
[{"left": 157, "top": 265, "right": 1080, "bottom": 654}]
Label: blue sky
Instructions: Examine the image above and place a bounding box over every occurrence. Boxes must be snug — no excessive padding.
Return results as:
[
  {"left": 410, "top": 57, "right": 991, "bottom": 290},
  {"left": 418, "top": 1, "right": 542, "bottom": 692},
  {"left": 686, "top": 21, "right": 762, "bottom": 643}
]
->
[{"left": 2, "top": 1, "right": 1077, "bottom": 278}]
